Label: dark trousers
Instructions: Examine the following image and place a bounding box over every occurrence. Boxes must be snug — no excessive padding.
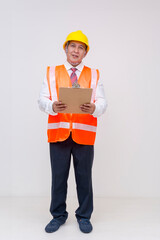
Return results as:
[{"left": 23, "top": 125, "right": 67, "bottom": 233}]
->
[{"left": 49, "top": 134, "right": 94, "bottom": 221}]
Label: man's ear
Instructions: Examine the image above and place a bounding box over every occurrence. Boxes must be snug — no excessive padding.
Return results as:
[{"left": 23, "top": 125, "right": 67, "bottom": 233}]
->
[{"left": 83, "top": 51, "right": 87, "bottom": 58}]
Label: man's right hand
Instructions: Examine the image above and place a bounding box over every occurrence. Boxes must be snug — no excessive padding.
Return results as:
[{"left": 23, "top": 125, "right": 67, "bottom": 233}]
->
[{"left": 52, "top": 101, "right": 67, "bottom": 113}]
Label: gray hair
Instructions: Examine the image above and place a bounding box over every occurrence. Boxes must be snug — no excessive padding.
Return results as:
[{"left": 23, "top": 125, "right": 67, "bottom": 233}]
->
[{"left": 65, "top": 41, "right": 70, "bottom": 53}]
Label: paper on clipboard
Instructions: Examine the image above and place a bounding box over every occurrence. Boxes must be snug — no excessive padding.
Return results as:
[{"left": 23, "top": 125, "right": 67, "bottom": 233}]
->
[{"left": 59, "top": 87, "right": 93, "bottom": 114}]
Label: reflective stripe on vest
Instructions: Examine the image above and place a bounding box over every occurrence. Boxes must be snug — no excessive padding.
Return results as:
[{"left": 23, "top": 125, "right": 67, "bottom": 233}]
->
[
  {"left": 48, "top": 122, "right": 70, "bottom": 129},
  {"left": 47, "top": 66, "right": 58, "bottom": 101},
  {"left": 48, "top": 122, "right": 97, "bottom": 132},
  {"left": 72, "top": 123, "right": 97, "bottom": 132},
  {"left": 91, "top": 69, "right": 97, "bottom": 103}
]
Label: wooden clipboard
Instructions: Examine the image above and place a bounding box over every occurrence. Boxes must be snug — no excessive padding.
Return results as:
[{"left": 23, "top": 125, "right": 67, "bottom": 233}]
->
[{"left": 59, "top": 87, "right": 93, "bottom": 114}]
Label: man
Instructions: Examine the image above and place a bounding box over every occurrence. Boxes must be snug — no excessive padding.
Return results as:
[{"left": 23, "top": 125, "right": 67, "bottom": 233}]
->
[{"left": 38, "top": 30, "right": 107, "bottom": 234}]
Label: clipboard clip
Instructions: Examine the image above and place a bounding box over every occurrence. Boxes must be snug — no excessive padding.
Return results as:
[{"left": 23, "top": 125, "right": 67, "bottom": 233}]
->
[{"left": 72, "top": 83, "right": 80, "bottom": 88}]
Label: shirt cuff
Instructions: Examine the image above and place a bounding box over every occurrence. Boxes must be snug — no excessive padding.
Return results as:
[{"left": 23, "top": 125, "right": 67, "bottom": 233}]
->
[
  {"left": 48, "top": 102, "right": 58, "bottom": 116},
  {"left": 92, "top": 104, "right": 99, "bottom": 117}
]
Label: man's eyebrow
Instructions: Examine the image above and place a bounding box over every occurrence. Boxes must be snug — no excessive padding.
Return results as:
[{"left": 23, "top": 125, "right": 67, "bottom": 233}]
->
[
  {"left": 70, "top": 42, "right": 85, "bottom": 48},
  {"left": 79, "top": 45, "right": 85, "bottom": 48}
]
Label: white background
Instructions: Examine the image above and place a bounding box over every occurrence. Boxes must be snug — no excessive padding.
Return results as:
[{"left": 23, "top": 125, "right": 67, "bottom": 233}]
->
[{"left": 0, "top": 0, "right": 160, "bottom": 198}]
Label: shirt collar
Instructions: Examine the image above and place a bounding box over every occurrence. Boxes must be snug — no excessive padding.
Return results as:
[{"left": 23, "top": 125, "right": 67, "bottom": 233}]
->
[{"left": 64, "top": 61, "right": 84, "bottom": 72}]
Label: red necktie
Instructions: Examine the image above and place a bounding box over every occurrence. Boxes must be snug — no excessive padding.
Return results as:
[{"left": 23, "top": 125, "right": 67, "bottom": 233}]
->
[
  {"left": 70, "top": 68, "right": 80, "bottom": 88},
  {"left": 70, "top": 68, "right": 77, "bottom": 85}
]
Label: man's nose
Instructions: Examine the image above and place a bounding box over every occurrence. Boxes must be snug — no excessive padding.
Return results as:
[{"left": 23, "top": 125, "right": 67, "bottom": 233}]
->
[{"left": 74, "top": 47, "right": 79, "bottom": 53}]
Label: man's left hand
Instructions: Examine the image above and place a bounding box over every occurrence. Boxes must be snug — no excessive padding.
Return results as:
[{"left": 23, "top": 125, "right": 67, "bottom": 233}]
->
[{"left": 80, "top": 103, "right": 95, "bottom": 114}]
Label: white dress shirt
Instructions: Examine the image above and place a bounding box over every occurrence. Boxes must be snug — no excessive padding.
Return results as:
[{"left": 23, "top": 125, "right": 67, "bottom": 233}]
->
[{"left": 38, "top": 61, "right": 107, "bottom": 117}]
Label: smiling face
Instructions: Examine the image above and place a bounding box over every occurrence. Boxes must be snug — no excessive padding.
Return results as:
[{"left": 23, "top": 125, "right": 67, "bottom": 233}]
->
[{"left": 65, "top": 41, "right": 87, "bottom": 66}]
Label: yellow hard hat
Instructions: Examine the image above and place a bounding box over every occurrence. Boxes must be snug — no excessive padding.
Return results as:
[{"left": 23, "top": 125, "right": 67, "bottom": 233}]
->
[{"left": 63, "top": 30, "right": 90, "bottom": 52}]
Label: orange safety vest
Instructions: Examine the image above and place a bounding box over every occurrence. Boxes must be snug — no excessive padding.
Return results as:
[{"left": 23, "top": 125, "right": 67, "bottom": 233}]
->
[{"left": 46, "top": 64, "right": 99, "bottom": 145}]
